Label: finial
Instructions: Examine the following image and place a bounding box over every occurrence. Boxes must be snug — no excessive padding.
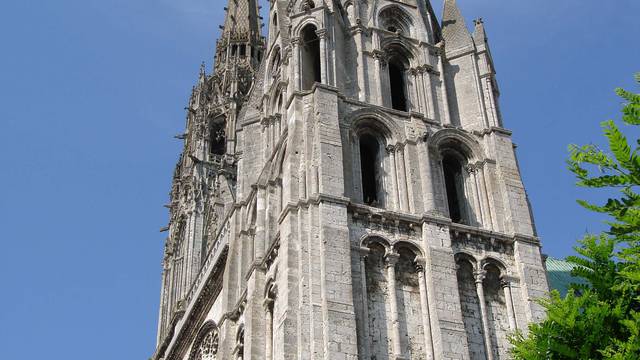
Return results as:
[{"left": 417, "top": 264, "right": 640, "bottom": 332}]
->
[{"left": 474, "top": 18, "right": 484, "bottom": 25}]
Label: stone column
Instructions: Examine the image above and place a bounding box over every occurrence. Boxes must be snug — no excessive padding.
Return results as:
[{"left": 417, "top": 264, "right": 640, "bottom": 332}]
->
[
  {"left": 415, "top": 258, "right": 434, "bottom": 360},
  {"left": 373, "top": 51, "right": 386, "bottom": 107},
  {"left": 353, "top": 27, "right": 367, "bottom": 101},
  {"left": 410, "top": 68, "right": 422, "bottom": 113},
  {"left": 501, "top": 278, "right": 518, "bottom": 331},
  {"left": 386, "top": 145, "right": 400, "bottom": 211},
  {"left": 316, "top": 29, "right": 328, "bottom": 84},
  {"left": 359, "top": 247, "right": 371, "bottom": 360},
  {"left": 291, "top": 37, "right": 301, "bottom": 91},
  {"left": 474, "top": 270, "right": 494, "bottom": 360},
  {"left": 396, "top": 144, "right": 409, "bottom": 212},
  {"left": 255, "top": 187, "right": 267, "bottom": 259},
  {"left": 385, "top": 253, "right": 404, "bottom": 359},
  {"left": 264, "top": 298, "right": 274, "bottom": 360}
]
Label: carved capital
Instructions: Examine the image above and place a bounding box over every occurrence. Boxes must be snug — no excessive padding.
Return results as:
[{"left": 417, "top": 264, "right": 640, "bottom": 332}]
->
[
  {"left": 473, "top": 269, "right": 486, "bottom": 284},
  {"left": 384, "top": 253, "right": 400, "bottom": 267},
  {"left": 315, "top": 29, "right": 328, "bottom": 39}
]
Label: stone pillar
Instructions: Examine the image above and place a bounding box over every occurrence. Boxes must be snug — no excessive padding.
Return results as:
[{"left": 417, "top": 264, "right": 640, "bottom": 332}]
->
[
  {"left": 410, "top": 68, "right": 423, "bottom": 113},
  {"left": 474, "top": 270, "right": 494, "bottom": 360},
  {"left": 373, "top": 51, "right": 386, "bottom": 107},
  {"left": 385, "top": 253, "right": 404, "bottom": 359},
  {"left": 255, "top": 187, "right": 267, "bottom": 259},
  {"left": 316, "top": 29, "right": 328, "bottom": 85},
  {"left": 396, "top": 144, "right": 409, "bottom": 212},
  {"left": 386, "top": 145, "right": 400, "bottom": 211},
  {"left": 353, "top": 27, "right": 367, "bottom": 101},
  {"left": 291, "top": 37, "right": 301, "bottom": 91},
  {"left": 415, "top": 258, "right": 434, "bottom": 360},
  {"left": 264, "top": 298, "right": 274, "bottom": 360},
  {"left": 501, "top": 278, "right": 518, "bottom": 331},
  {"left": 359, "top": 247, "right": 371, "bottom": 360}
]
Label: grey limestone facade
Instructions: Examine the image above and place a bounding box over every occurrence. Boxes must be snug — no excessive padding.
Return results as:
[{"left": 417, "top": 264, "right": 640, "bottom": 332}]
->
[{"left": 151, "top": 0, "right": 549, "bottom": 359}]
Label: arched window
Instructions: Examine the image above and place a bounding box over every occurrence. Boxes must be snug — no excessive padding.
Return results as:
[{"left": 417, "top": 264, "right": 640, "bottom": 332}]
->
[
  {"left": 210, "top": 117, "right": 226, "bottom": 156},
  {"left": 359, "top": 133, "right": 383, "bottom": 206},
  {"left": 301, "top": 25, "right": 321, "bottom": 90},
  {"left": 190, "top": 322, "right": 220, "bottom": 360},
  {"left": 442, "top": 153, "right": 466, "bottom": 223},
  {"left": 269, "top": 48, "right": 281, "bottom": 77},
  {"left": 388, "top": 56, "right": 407, "bottom": 111}
]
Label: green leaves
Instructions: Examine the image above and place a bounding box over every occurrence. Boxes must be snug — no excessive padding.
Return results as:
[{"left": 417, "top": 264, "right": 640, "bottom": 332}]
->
[{"left": 510, "top": 74, "right": 640, "bottom": 360}]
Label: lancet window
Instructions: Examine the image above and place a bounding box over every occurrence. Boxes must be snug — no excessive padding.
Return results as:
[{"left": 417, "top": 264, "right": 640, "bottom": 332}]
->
[
  {"left": 359, "top": 133, "right": 384, "bottom": 206},
  {"left": 300, "top": 24, "right": 321, "bottom": 90},
  {"left": 210, "top": 117, "right": 227, "bottom": 156},
  {"left": 442, "top": 153, "right": 467, "bottom": 223}
]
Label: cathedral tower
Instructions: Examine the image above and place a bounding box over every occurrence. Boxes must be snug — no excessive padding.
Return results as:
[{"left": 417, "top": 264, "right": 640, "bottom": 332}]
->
[{"left": 152, "top": 0, "right": 549, "bottom": 359}]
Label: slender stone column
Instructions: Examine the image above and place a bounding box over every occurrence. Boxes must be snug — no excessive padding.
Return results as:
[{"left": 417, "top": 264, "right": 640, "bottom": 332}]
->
[
  {"left": 373, "top": 51, "right": 386, "bottom": 107},
  {"left": 501, "top": 278, "right": 518, "bottom": 331},
  {"left": 353, "top": 27, "right": 367, "bottom": 101},
  {"left": 386, "top": 145, "right": 400, "bottom": 211},
  {"left": 385, "top": 253, "right": 404, "bottom": 359},
  {"left": 255, "top": 187, "right": 267, "bottom": 259},
  {"left": 474, "top": 270, "right": 494, "bottom": 360},
  {"left": 291, "top": 37, "right": 301, "bottom": 91},
  {"left": 415, "top": 258, "right": 434, "bottom": 360},
  {"left": 359, "top": 247, "right": 371, "bottom": 360},
  {"left": 410, "top": 68, "right": 423, "bottom": 113},
  {"left": 264, "top": 298, "right": 274, "bottom": 360},
  {"left": 316, "top": 29, "right": 328, "bottom": 84},
  {"left": 396, "top": 144, "right": 409, "bottom": 212}
]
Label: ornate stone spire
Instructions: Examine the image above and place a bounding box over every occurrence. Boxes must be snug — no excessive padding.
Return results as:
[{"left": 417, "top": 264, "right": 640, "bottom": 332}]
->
[{"left": 441, "top": 0, "right": 474, "bottom": 52}]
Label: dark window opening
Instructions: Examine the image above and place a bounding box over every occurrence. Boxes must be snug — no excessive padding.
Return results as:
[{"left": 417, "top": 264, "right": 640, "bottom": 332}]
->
[
  {"left": 210, "top": 121, "right": 226, "bottom": 155},
  {"left": 389, "top": 59, "right": 407, "bottom": 111},
  {"left": 443, "top": 154, "right": 464, "bottom": 223},
  {"left": 239, "top": 44, "right": 246, "bottom": 57},
  {"left": 360, "top": 134, "right": 381, "bottom": 206},
  {"left": 301, "top": 25, "right": 321, "bottom": 90},
  {"left": 387, "top": 26, "right": 397, "bottom": 33},
  {"left": 231, "top": 45, "right": 238, "bottom": 56}
]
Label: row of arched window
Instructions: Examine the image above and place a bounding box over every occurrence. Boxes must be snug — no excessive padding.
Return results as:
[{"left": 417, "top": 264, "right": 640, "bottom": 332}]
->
[
  {"left": 356, "top": 130, "right": 473, "bottom": 224},
  {"left": 267, "top": 22, "right": 413, "bottom": 112}
]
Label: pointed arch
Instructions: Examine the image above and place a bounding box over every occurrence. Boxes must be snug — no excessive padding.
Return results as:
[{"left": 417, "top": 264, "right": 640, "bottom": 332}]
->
[{"left": 189, "top": 321, "right": 220, "bottom": 360}]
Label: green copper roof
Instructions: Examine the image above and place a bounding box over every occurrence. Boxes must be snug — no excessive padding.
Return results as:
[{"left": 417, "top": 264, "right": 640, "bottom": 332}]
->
[{"left": 545, "top": 257, "right": 587, "bottom": 296}]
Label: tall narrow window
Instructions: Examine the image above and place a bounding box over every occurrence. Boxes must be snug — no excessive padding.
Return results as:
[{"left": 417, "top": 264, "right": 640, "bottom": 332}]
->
[
  {"left": 301, "top": 25, "right": 321, "bottom": 90},
  {"left": 442, "top": 154, "right": 465, "bottom": 223},
  {"left": 210, "top": 118, "right": 226, "bottom": 156},
  {"left": 359, "top": 134, "right": 381, "bottom": 206},
  {"left": 389, "top": 57, "right": 407, "bottom": 111}
]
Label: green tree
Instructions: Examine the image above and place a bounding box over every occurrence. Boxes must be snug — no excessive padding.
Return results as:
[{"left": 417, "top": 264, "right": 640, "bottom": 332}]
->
[{"left": 510, "top": 74, "right": 640, "bottom": 360}]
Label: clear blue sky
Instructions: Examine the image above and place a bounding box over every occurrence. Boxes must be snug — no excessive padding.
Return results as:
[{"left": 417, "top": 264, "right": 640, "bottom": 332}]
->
[{"left": 0, "top": 0, "right": 637, "bottom": 359}]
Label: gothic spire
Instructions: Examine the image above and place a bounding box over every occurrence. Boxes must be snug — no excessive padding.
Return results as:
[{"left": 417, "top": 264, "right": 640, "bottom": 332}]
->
[
  {"left": 215, "top": 0, "right": 263, "bottom": 67},
  {"left": 441, "top": 0, "right": 473, "bottom": 52}
]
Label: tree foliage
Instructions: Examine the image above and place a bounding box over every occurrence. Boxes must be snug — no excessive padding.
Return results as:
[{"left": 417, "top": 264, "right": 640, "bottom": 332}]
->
[{"left": 510, "top": 75, "right": 640, "bottom": 360}]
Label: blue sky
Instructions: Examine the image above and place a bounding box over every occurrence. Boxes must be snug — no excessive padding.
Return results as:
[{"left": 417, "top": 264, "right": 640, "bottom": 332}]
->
[{"left": 0, "top": 0, "right": 637, "bottom": 359}]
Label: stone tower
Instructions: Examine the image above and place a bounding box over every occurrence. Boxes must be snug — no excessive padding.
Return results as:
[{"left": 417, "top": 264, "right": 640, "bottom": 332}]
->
[{"left": 152, "top": 0, "right": 550, "bottom": 359}]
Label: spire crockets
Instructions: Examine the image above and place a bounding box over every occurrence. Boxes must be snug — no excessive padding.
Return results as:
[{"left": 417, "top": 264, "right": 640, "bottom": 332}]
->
[{"left": 441, "top": 0, "right": 473, "bottom": 52}]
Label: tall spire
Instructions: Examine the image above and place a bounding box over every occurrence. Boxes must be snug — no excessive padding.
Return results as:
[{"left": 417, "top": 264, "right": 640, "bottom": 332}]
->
[
  {"left": 441, "top": 0, "right": 473, "bottom": 52},
  {"left": 215, "top": 0, "right": 263, "bottom": 68}
]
